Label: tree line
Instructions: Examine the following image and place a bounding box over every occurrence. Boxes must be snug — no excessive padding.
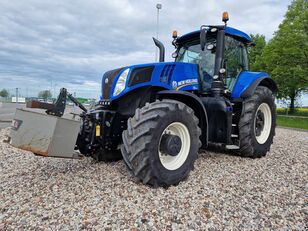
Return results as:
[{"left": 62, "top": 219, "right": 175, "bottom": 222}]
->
[
  {"left": 0, "top": 89, "right": 52, "bottom": 101},
  {"left": 1, "top": 0, "right": 307, "bottom": 111},
  {"left": 249, "top": 0, "right": 308, "bottom": 112}
]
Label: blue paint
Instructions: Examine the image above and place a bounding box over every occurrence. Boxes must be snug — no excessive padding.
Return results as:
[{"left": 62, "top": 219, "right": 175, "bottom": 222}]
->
[
  {"left": 231, "top": 71, "right": 270, "bottom": 99},
  {"left": 102, "top": 26, "right": 272, "bottom": 102},
  {"left": 225, "top": 27, "right": 251, "bottom": 42},
  {"left": 105, "top": 65, "right": 271, "bottom": 101},
  {"left": 177, "top": 26, "right": 252, "bottom": 43},
  {"left": 108, "top": 62, "right": 199, "bottom": 100}
]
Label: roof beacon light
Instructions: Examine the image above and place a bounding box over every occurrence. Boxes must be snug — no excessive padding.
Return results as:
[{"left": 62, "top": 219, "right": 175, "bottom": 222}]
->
[
  {"left": 172, "top": 30, "right": 178, "bottom": 38},
  {"left": 222, "top": 11, "right": 229, "bottom": 24}
]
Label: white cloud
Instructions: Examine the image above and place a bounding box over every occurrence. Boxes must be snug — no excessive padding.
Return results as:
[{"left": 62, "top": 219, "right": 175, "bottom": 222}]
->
[{"left": 0, "top": 0, "right": 292, "bottom": 99}]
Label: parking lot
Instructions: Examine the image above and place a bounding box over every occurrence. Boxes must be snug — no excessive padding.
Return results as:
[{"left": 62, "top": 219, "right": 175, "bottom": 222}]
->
[
  {"left": 0, "top": 125, "right": 307, "bottom": 230},
  {"left": 0, "top": 103, "right": 22, "bottom": 128}
]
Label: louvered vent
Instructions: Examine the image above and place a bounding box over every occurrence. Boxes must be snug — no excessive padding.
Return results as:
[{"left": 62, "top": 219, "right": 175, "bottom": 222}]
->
[{"left": 159, "top": 64, "right": 176, "bottom": 84}]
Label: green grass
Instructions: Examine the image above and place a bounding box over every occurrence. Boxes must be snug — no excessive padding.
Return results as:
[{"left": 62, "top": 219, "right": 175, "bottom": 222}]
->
[
  {"left": 277, "top": 115, "right": 308, "bottom": 130},
  {"left": 277, "top": 108, "right": 308, "bottom": 117}
]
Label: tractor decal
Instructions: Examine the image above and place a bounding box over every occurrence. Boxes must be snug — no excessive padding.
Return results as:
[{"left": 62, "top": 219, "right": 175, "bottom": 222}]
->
[{"left": 176, "top": 78, "right": 198, "bottom": 90}]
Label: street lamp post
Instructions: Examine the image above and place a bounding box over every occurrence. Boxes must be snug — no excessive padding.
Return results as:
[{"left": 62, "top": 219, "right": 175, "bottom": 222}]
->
[
  {"left": 155, "top": 3, "right": 162, "bottom": 62},
  {"left": 15, "top": 88, "right": 18, "bottom": 106}
]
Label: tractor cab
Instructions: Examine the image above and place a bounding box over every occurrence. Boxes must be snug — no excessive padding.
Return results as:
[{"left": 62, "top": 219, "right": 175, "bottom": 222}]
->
[{"left": 173, "top": 22, "right": 252, "bottom": 96}]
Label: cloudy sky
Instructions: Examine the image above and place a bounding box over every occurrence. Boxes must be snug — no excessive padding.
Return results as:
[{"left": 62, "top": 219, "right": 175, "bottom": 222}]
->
[{"left": 1, "top": 0, "right": 303, "bottom": 103}]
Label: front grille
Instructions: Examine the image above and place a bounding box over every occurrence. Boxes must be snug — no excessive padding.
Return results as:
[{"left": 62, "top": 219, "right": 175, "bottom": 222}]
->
[
  {"left": 102, "top": 68, "right": 123, "bottom": 99},
  {"left": 128, "top": 66, "right": 154, "bottom": 87},
  {"left": 160, "top": 64, "right": 176, "bottom": 84}
]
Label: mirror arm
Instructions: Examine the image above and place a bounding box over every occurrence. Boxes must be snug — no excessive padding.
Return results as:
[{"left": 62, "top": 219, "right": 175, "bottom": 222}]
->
[{"left": 200, "top": 26, "right": 207, "bottom": 51}]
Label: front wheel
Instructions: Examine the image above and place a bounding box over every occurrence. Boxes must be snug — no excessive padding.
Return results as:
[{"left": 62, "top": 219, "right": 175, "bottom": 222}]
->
[
  {"left": 237, "top": 86, "right": 276, "bottom": 158},
  {"left": 121, "top": 99, "right": 201, "bottom": 187}
]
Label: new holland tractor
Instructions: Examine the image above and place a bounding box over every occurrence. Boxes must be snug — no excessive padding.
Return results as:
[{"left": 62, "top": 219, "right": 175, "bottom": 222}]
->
[{"left": 10, "top": 12, "right": 277, "bottom": 187}]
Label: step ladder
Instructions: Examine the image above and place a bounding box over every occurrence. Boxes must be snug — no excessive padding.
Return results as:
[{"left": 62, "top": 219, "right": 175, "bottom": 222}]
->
[{"left": 226, "top": 107, "right": 240, "bottom": 150}]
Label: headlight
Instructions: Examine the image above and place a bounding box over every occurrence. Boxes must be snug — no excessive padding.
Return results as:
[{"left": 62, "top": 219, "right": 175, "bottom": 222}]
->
[{"left": 113, "top": 68, "right": 130, "bottom": 96}]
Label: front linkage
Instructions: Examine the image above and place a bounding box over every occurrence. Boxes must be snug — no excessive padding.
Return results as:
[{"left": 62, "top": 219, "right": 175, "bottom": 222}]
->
[
  {"left": 27, "top": 88, "right": 123, "bottom": 161},
  {"left": 27, "top": 88, "right": 87, "bottom": 117},
  {"left": 76, "top": 100, "right": 128, "bottom": 161}
]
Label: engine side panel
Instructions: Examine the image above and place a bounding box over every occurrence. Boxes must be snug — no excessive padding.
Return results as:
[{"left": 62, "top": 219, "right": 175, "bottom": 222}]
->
[{"left": 107, "top": 62, "right": 200, "bottom": 101}]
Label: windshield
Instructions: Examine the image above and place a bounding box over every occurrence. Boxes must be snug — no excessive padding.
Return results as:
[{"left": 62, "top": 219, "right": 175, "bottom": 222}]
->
[{"left": 176, "top": 39, "right": 216, "bottom": 91}]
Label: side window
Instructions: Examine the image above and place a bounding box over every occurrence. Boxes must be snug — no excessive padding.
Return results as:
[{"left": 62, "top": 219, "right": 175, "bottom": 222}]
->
[
  {"left": 242, "top": 46, "right": 249, "bottom": 70},
  {"left": 224, "top": 36, "right": 248, "bottom": 91}
]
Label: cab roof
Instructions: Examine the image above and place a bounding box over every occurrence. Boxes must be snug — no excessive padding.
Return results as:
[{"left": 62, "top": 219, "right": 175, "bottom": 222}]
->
[{"left": 177, "top": 26, "right": 252, "bottom": 44}]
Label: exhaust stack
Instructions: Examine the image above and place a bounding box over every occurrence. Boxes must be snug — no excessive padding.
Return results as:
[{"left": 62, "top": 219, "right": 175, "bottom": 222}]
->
[{"left": 153, "top": 37, "right": 165, "bottom": 62}]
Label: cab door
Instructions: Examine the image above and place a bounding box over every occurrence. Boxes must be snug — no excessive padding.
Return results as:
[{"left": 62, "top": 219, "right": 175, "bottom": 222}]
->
[{"left": 224, "top": 36, "right": 249, "bottom": 92}]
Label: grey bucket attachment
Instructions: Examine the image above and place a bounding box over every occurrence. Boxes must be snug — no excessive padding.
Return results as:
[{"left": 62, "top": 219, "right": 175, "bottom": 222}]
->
[{"left": 10, "top": 109, "right": 82, "bottom": 159}]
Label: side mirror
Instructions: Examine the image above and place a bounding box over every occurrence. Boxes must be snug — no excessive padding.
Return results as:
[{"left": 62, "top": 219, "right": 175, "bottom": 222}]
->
[{"left": 200, "top": 27, "right": 207, "bottom": 51}]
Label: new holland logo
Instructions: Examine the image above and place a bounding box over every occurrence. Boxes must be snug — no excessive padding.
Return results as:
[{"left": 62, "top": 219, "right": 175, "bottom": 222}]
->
[{"left": 174, "top": 79, "right": 198, "bottom": 90}]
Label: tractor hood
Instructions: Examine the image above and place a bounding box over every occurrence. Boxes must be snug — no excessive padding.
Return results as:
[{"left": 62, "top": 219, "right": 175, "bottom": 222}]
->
[{"left": 101, "top": 62, "right": 200, "bottom": 100}]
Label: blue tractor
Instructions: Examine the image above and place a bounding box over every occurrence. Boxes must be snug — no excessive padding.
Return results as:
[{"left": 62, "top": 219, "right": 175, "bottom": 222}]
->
[{"left": 77, "top": 12, "right": 277, "bottom": 186}]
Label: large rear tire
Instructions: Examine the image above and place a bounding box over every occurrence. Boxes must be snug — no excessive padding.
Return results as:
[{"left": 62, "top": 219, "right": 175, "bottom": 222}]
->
[
  {"left": 237, "top": 86, "right": 276, "bottom": 158},
  {"left": 121, "top": 99, "right": 201, "bottom": 187}
]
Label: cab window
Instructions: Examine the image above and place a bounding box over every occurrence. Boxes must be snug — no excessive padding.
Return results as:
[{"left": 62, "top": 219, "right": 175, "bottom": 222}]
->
[
  {"left": 224, "top": 36, "right": 248, "bottom": 91},
  {"left": 176, "top": 39, "right": 216, "bottom": 92}
]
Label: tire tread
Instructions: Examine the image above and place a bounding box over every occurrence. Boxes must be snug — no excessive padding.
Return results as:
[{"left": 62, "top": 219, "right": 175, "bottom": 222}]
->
[
  {"left": 238, "top": 86, "right": 276, "bottom": 158},
  {"left": 122, "top": 99, "right": 201, "bottom": 186}
]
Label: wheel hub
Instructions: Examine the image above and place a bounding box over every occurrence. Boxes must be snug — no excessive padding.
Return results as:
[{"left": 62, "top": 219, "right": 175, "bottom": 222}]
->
[
  {"left": 158, "top": 122, "right": 191, "bottom": 171},
  {"left": 255, "top": 110, "right": 265, "bottom": 136},
  {"left": 159, "top": 134, "right": 182, "bottom": 156},
  {"left": 254, "top": 103, "right": 272, "bottom": 144}
]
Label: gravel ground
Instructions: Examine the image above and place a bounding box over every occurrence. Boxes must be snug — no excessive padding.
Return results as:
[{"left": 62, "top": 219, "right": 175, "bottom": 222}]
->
[{"left": 0, "top": 128, "right": 307, "bottom": 230}]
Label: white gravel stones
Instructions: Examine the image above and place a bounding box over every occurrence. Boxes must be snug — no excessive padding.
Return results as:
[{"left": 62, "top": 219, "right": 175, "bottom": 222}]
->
[{"left": 0, "top": 127, "right": 307, "bottom": 230}]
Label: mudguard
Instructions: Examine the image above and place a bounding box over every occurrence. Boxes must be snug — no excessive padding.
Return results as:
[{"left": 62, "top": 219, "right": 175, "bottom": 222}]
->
[
  {"left": 240, "top": 77, "right": 278, "bottom": 98},
  {"left": 231, "top": 72, "right": 278, "bottom": 100}
]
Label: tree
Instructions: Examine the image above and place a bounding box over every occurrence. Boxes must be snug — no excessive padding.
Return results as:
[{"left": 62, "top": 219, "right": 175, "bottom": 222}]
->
[
  {"left": 248, "top": 34, "right": 266, "bottom": 71},
  {"left": 260, "top": 0, "right": 308, "bottom": 112},
  {"left": 0, "top": 89, "right": 9, "bottom": 98},
  {"left": 38, "top": 90, "right": 52, "bottom": 101}
]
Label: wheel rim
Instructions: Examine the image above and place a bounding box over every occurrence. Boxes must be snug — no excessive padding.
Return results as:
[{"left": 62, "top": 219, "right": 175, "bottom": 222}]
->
[
  {"left": 158, "top": 122, "right": 191, "bottom": 170},
  {"left": 254, "top": 103, "right": 272, "bottom": 144}
]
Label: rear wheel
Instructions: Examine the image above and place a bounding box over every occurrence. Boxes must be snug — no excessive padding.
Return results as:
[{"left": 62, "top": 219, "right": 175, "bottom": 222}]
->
[
  {"left": 237, "top": 86, "right": 276, "bottom": 158},
  {"left": 121, "top": 99, "right": 202, "bottom": 187}
]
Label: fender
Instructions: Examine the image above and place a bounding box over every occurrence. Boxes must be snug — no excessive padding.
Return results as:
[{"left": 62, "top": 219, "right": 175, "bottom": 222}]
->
[
  {"left": 241, "top": 77, "right": 278, "bottom": 98},
  {"left": 157, "top": 90, "right": 208, "bottom": 147},
  {"left": 231, "top": 71, "right": 278, "bottom": 100}
]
